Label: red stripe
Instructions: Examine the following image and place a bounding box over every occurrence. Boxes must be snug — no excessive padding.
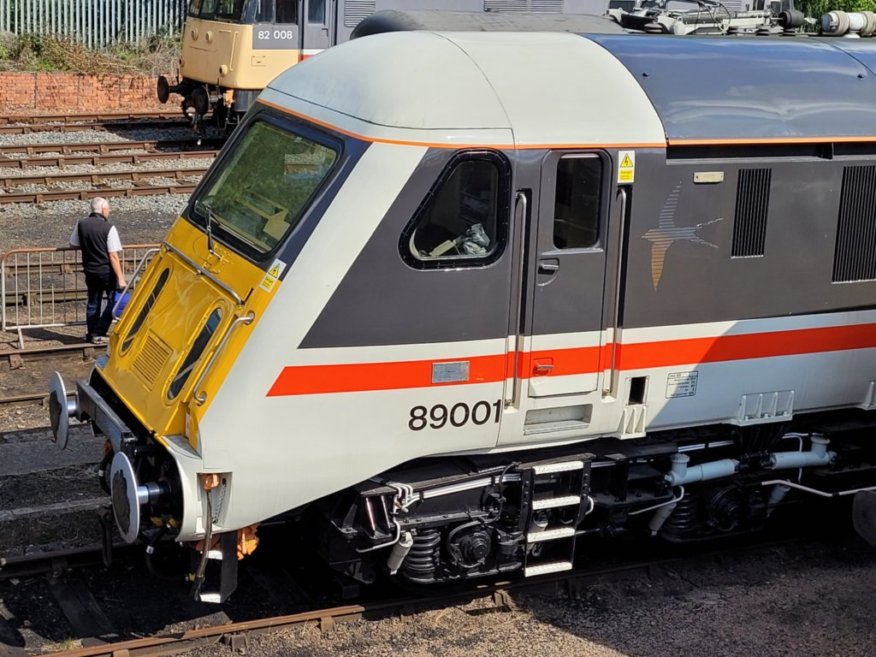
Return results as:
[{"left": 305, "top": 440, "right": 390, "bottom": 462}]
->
[
  {"left": 617, "top": 323, "right": 876, "bottom": 370},
  {"left": 267, "top": 354, "right": 507, "bottom": 396},
  {"left": 267, "top": 323, "right": 876, "bottom": 397}
]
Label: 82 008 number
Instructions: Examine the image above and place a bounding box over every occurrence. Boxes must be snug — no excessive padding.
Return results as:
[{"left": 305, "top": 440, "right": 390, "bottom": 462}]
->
[
  {"left": 257, "top": 29, "right": 295, "bottom": 39},
  {"left": 409, "top": 400, "right": 502, "bottom": 431}
]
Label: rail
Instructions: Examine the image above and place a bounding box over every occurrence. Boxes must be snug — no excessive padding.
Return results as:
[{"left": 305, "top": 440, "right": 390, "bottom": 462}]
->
[
  {"left": 21, "top": 532, "right": 817, "bottom": 657},
  {"left": 1, "top": 244, "right": 159, "bottom": 348}
]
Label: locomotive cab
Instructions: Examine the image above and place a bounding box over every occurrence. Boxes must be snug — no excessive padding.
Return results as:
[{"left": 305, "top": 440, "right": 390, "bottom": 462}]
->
[{"left": 159, "top": 0, "right": 334, "bottom": 129}]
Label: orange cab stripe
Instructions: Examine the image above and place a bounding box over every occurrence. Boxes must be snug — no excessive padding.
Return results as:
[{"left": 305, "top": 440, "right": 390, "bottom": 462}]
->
[
  {"left": 267, "top": 323, "right": 876, "bottom": 397},
  {"left": 258, "top": 100, "right": 876, "bottom": 150},
  {"left": 256, "top": 99, "right": 665, "bottom": 151}
]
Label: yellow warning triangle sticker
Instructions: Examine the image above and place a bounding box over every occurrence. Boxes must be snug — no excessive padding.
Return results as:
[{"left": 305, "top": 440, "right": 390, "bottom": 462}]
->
[
  {"left": 620, "top": 154, "right": 633, "bottom": 168},
  {"left": 268, "top": 265, "right": 280, "bottom": 277}
]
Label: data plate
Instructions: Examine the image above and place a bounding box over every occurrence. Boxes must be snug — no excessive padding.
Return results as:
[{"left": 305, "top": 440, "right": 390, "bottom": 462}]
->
[
  {"left": 432, "top": 361, "right": 469, "bottom": 384},
  {"left": 666, "top": 371, "right": 698, "bottom": 398}
]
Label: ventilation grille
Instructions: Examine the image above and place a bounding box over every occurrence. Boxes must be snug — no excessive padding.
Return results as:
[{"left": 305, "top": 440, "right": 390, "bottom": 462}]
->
[
  {"left": 133, "top": 332, "right": 173, "bottom": 389},
  {"left": 484, "top": 0, "right": 564, "bottom": 12},
  {"left": 834, "top": 165, "right": 876, "bottom": 283},
  {"left": 731, "top": 168, "right": 771, "bottom": 258},
  {"left": 344, "top": 0, "right": 375, "bottom": 27}
]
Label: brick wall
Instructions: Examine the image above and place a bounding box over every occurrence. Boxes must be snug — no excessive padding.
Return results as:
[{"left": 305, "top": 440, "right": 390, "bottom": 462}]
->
[{"left": 0, "top": 73, "right": 170, "bottom": 115}]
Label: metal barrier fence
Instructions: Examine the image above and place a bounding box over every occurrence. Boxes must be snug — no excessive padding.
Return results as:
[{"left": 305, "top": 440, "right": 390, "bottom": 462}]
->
[
  {"left": 1, "top": 244, "right": 159, "bottom": 348},
  {"left": 0, "top": 0, "right": 187, "bottom": 48}
]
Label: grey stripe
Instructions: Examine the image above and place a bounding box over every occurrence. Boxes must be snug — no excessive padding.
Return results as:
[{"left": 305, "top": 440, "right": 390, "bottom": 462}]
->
[{"left": 588, "top": 35, "right": 876, "bottom": 142}]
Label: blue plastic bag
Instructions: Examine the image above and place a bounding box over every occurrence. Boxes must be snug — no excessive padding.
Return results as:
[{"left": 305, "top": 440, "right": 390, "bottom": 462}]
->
[{"left": 112, "top": 289, "right": 131, "bottom": 318}]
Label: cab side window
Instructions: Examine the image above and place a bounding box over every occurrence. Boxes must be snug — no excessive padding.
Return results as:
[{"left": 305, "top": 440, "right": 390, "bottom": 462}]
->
[
  {"left": 276, "top": 0, "right": 298, "bottom": 23},
  {"left": 254, "top": 0, "right": 273, "bottom": 21},
  {"left": 309, "top": 0, "right": 326, "bottom": 23},
  {"left": 403, "top": 152, "right": 510, "bottom": 268},
  {"left": 553, "top": 154, "right": 602, "bottom": 249}
]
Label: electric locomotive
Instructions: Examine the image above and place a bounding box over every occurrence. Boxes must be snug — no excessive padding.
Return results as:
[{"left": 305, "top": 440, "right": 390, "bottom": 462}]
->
[
  {"left": 159, "top": 1, "right": 616, "bottom": 129},
  {"left": 52, "top": 32, "right": 876, "bottom": 602}
]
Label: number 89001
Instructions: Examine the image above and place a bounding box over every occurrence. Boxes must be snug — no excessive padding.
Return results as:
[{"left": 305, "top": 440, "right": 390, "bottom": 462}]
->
[{"left": 409, "top": 400, "right": 502, "bottom": 431}]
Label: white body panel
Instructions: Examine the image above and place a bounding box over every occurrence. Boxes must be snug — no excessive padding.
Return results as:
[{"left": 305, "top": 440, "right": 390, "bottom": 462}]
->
[
  {"left": 263, "top": 31, "right": 666, "bottom": 148},
  {"left": 188, "top": 241, "right": 876, "bottom": 536}
]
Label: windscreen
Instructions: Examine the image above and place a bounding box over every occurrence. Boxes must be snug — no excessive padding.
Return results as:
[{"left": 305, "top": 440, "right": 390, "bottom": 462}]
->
[
  {"left": 190, "top": 120, "right": 338, "bottom": 255},
  {"left": 188, "top": 0, "right": 246, "bottom": 21}
]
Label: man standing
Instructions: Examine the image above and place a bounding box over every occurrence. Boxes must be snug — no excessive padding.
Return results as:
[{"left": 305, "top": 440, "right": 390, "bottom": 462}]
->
[{"left": 69, "top": 198, "right": 127, "bottom": 344}]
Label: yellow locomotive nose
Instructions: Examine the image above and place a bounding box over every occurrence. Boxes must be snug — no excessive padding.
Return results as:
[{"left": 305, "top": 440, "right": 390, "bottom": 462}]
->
[{"left": 101, "top": 219, "right": 265, "bottom": 444}]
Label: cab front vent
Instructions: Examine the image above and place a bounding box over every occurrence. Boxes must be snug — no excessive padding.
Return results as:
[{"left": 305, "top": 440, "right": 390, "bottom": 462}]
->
[{"left": 133, "top": 332, "right": 173, "bottom": 389}]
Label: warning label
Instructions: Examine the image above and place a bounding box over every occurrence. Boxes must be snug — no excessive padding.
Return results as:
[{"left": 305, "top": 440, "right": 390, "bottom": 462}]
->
[
  {"left": 666, "top": 371, "right": 698, "bottom": 399},
  {"left": 618, "top": 150, "right": 635, "bottom": 184},
  {"left": 259, "top": 259, "right": 286, "bottom": 293}
]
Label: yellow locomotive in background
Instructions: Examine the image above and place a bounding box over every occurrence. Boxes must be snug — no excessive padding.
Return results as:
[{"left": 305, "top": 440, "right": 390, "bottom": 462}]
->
[{"left": 158, "top": 0, "right": 614, "bottom": 129}]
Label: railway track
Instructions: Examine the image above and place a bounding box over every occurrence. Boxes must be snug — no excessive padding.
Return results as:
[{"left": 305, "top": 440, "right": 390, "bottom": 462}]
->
[
  {"left": 0, "top": 418, "right": 106, "bottom": 569},
  {"left": 0, "top": 182, "right": 200, "bottom": 204},
  {"left": 0, "top": 392, "right": 47, "bottom": 405},
  {"left": 0, "top": 163, "right": 205, "bottom": 203},
  {"left": 0, "top": 119, "right": 191, "bottom": 135},
  {"left": 0, "top": 138, "right": 224, "bottom": 157},
  {"left": 0, "top": 529, "right": 855, "bottom": 657},
  {"left": 1, "top": 344, "right": 105, "bottom": 367},
  {"left": 0, "top": 133, "right": 216, "bottom": 204},
  {"left": 0, "top": 166, "right": 209, "bottom": 189},
  {"left": 0, "top": 111, "right": 182, "bottom": 126},
  {"left": 0, "top": 148, "right": 219, "bottom": 170}
]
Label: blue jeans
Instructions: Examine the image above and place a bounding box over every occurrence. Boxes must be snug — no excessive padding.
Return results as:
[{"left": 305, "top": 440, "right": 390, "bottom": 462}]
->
[{"left": 85, "top": 272, "right": 116, "bottom": 338}]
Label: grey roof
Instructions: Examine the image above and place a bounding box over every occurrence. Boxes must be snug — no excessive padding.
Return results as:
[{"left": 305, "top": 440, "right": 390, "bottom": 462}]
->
[
  {"left": 588, "top": 35, "right": 876, "bottom": 142},
  {"left": 351, "top": 10, "right": 623, "bottom": 39}
]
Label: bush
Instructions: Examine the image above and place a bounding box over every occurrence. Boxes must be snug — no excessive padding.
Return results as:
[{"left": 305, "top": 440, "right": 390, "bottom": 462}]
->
[
  {"left": 796, "top": 0, "right": 876, "bottom": 18},
  {"left": 0, "top": 33, "right": 179, "bottom": 75}
]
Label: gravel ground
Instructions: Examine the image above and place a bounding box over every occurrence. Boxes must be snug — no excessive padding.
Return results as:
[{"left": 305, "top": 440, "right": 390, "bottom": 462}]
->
[
  {"left": 0, "top": 158, "right": 213, "bottom": 180},
  {"left": 0, "top": 194, "right": 187, "bottom": 248},
  {"left": 0, "top": 126, "right": 200, "bottom": 249},
  {"left": 0, "top": 357, "right": 95, "bottom": 430},
  {"left": 0, "top": 127, "right": 203, "bottom": 148},
  {"left": 181, "top": 539, "right": 876, "bottom": 657}
]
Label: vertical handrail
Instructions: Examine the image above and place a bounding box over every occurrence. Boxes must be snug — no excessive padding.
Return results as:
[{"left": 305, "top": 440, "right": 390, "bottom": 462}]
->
[
  {"left": 193, "top": 312, "right": 255, "bottom": 405},
  {"left": 507, "top": 191, "right": 528, "bottom": 410},
  {"left": 604, "top": 187, "right": 628, "bottom": 398}
]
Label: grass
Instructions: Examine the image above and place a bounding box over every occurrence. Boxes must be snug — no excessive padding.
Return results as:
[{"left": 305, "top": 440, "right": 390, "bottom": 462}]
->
[{"left": 0, "top": 32, "right": 179, "bottom": 75}]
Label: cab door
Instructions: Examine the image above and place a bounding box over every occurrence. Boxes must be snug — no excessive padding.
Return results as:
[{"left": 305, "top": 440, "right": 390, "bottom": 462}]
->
[
  {"left": 302, "top": 0, "right": 332, "bottom": 54},
  {"left": 526, "top": 152, "right": 609, "bottom": 398}
]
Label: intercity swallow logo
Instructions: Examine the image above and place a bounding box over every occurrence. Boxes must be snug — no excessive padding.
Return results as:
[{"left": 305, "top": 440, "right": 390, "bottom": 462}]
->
[{"left": 642, "top": 185, "right": 723, "bottom": 290}]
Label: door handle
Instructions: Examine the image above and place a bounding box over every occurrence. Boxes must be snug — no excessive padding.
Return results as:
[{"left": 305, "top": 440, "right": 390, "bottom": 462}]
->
[
  {"left": 533, "top": 359, "right": 554, "bottom": 376},
  {"left": 538, "top": 260, "right": 559, "bottom": 275}
]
